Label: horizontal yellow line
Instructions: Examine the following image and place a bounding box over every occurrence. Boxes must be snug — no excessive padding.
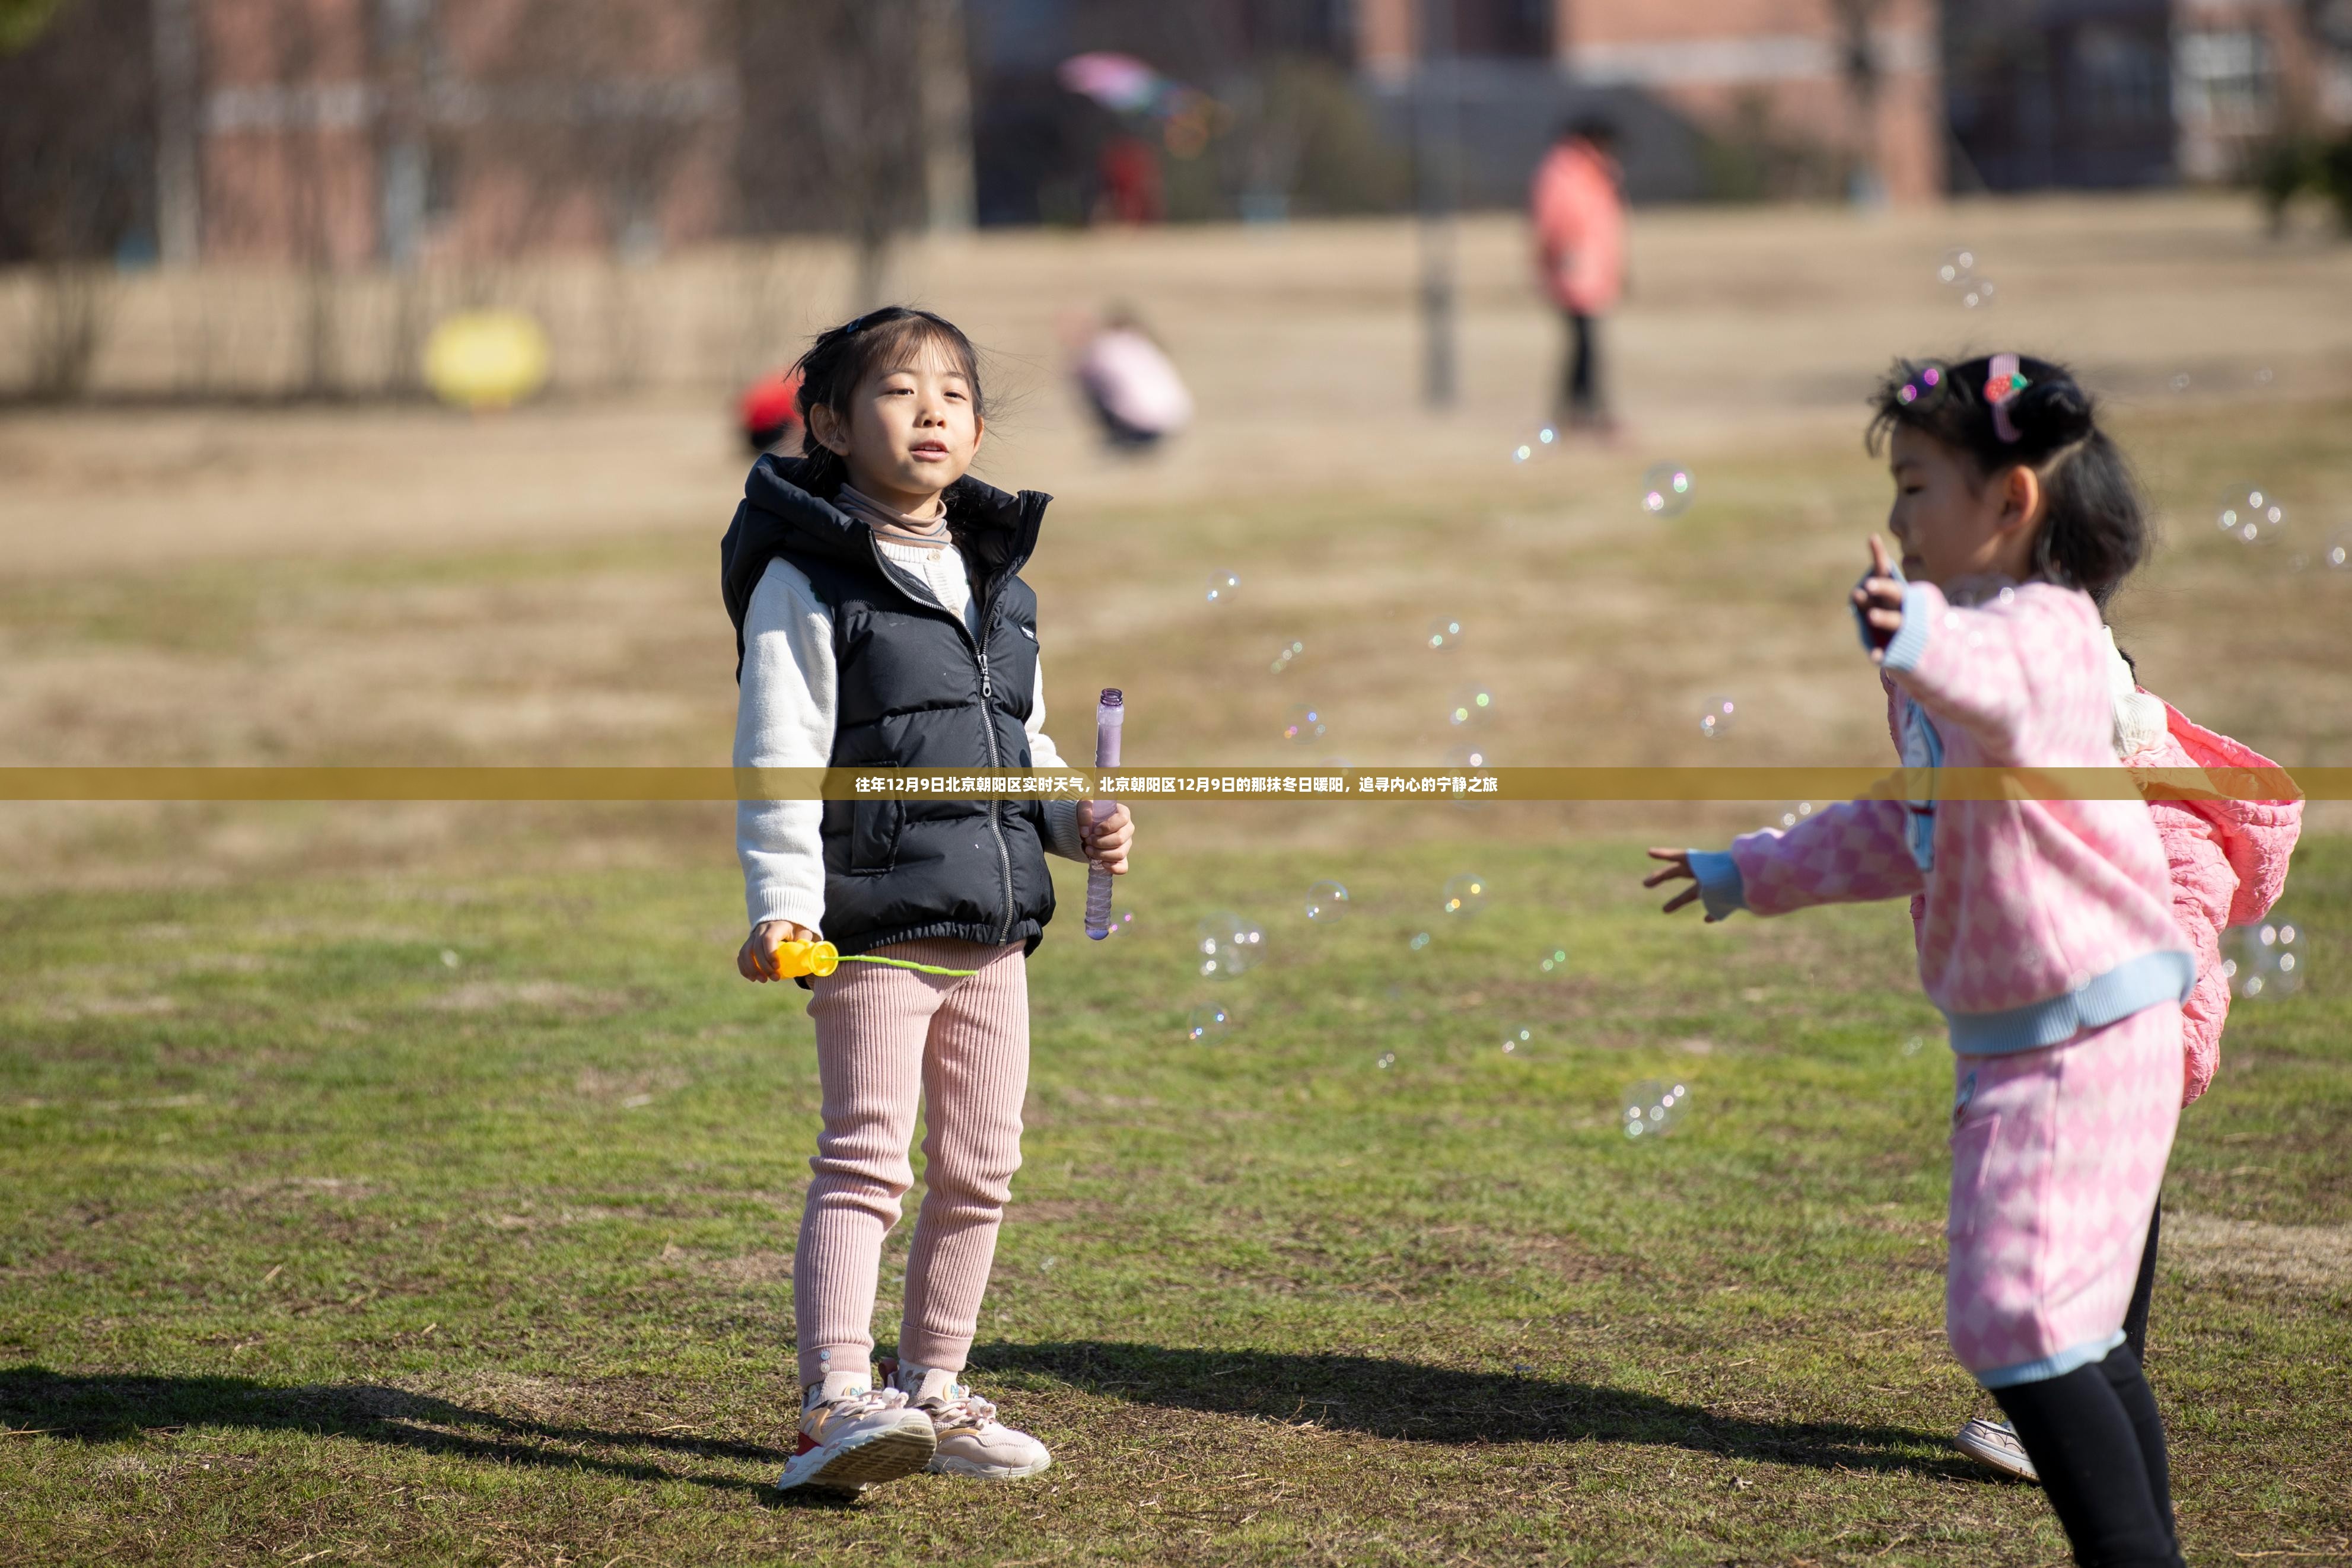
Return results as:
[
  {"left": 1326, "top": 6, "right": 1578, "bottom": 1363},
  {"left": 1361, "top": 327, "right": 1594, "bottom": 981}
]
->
[{"left": 0, "top": 766, "right": 2326, "bottom": 802}]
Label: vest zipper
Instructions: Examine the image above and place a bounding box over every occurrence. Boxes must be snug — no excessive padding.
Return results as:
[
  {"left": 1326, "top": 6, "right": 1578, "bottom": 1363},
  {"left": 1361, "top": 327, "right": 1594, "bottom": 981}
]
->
[
  {"left": 865, "top": 531, "right": 1021, "bottom": 947},
  {"left": 975, "top": 646, "right": 1016, "bottom": 945}
]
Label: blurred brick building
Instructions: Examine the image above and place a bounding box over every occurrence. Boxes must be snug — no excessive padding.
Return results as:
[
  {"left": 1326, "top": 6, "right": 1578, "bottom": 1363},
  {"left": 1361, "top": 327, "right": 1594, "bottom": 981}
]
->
[
  {"left": 1353, "top": 0, "right": 1945, "bottom": 203},
  {"left": 153, "top": 0, "right": 736, "bottom": 267},
  {"left": 14, "top": 0, "right": 2352, "bottom": 278}
]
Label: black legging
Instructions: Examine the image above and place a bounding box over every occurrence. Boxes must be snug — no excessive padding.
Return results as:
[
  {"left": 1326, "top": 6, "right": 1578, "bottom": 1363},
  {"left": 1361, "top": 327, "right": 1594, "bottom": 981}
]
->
[
  {"left": 2122, "top": 1196, "right": 2160, "bottom": 1363},
  {"left": 1994, "top": 1343, "right": 2181, "bottom": 1567},
  {"left": 1559, "top": 310, "right": 1603, "bottom": 422},
  {"left": 1990, "top": 1198, "right": 2177, "bottom": 1567}
]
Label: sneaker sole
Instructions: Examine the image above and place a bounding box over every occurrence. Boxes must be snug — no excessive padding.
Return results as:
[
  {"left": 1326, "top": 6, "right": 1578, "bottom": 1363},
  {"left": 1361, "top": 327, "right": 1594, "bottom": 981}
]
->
[
  {"left": 1953, "top": 1430, "right": 2038, "bottom": 1482},
  {"left": 777, "top": 1422, "right": 938, "bottom": 1493},
  {"left": 928, "top": 1452, "right": 1052, "bottom": 1481}
]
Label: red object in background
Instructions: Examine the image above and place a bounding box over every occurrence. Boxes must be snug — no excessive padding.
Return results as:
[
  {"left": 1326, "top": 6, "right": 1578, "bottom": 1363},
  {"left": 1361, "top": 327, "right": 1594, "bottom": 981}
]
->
[
  {"left": 740, "top": 368, "right": 804, "bottom": 454},
  {"left": 1096, "top": 135, "right": 1164, "bottom": 225}
]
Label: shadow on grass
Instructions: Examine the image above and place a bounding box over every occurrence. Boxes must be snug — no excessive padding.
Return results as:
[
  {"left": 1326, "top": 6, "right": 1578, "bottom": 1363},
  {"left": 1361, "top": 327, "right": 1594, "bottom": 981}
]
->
[
  {"left": 0, "top": 1365, "right": 854, "bottom": 1508},
  {"left": 979, "top": 1341, "right": 1974, "bottom": 1479}
]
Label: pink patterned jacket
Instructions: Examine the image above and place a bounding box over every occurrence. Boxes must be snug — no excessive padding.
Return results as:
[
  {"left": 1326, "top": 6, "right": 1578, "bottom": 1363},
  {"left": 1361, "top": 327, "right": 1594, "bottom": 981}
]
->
[
  {"left": 1690, "top": 581, "right": 2194, "bottom": 1055},
  {"left": 2128, "top": 703, "right": 2300, "bottom": 1104}
]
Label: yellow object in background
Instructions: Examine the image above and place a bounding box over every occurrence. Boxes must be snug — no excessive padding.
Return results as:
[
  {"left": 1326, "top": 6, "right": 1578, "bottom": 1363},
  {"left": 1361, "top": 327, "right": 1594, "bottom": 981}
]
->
[
  {"left": 422, "top": 310, "right": 550, "bottom": 410},
  {"left": 771, "top": 939, "right": 841, "bottom": 979}
]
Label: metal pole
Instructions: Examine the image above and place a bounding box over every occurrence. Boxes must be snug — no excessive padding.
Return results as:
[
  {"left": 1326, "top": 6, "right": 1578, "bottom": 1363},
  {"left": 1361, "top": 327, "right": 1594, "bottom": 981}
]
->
[
  {"left": 1415, "top": 0, "right": 1457, "bottom": 407},
  {"left": 153, "top": 0, "right": 202, "bottom": 266},
  {"left": 376, "top": 0, "right": 431, "bottom": 267},
  {"left": 919, "top": 0, "right": 976, "bottom": 234}
]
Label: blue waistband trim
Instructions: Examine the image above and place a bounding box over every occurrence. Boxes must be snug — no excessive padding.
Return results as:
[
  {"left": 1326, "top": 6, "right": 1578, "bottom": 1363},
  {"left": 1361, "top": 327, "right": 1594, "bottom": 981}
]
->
[
  {"left": 1974, "top": 1331, "right": 2125, "bottom": 1389},
  {"left": 1944, "top": 948, "right": 2195, "bottom": 1056}
]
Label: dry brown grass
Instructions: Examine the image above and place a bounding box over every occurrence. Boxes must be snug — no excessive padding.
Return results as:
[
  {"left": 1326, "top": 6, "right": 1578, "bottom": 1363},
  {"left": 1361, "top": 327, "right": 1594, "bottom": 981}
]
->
[{"left": 3, "top": 193, "right": 2348, "bottom": 893}]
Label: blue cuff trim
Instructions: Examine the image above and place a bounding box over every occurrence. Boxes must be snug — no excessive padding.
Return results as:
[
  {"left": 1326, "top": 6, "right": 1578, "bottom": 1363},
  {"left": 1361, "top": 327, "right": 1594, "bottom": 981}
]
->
[
  {"left": 1879, "top": 581, "right": 1937, "bottom": 674},
  {"left": 1944, "top": 949, "right": 2195, "bottom": 1055},
  {"left": 1686, "top": 850, "right": 1746, "bottom": 921},
  {"left": 1974, "top": 1331, "right": 2125, "bottom": 1389}
]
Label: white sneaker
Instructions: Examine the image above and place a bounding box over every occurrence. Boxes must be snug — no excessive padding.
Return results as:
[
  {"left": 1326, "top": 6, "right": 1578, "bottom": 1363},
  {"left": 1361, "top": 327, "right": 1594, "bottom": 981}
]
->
[
  {"left": 776, "top": 1370, "right": 937, "bottom": 1493},
  {"left": 884, "top": 1359, "right": 1054, "bottom": 1480},
  {"left": 1955, "top": 1416, "right": 2039, "bottom": 1481}
]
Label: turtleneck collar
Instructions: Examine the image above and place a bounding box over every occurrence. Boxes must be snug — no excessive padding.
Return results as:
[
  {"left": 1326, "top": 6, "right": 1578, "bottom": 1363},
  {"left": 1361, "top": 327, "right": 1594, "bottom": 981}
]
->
[{"left": 836, "top": 482, "right": 950, "bottom": 547}]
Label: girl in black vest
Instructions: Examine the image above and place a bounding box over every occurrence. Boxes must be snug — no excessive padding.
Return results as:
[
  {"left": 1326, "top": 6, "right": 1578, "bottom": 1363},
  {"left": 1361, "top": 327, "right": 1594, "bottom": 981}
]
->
[{"left": 724, "top": 308, "right": 1134, "bottom": 1494}]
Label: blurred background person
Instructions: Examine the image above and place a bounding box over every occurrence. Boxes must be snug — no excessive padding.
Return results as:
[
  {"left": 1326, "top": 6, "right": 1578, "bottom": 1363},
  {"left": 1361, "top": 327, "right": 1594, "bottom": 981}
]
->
[
  {"left": 739, "top": 368, "right": 805, "bottom": 457},
  {"left": 1530, "top": 114, "right": 1626, "bottom": 436},
  {"left": 1067, "top": 305, "right": 1192, "bottom": 452},
  {"left": 1093, "top": 132, "right": 1167, "bottom": 225}
]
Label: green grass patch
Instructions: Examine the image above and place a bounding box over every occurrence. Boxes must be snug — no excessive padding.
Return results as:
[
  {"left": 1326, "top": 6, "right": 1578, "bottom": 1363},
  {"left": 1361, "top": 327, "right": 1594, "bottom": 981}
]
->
[{"left": 2, "top": 839, "right": 2347, "bottom": 1564}]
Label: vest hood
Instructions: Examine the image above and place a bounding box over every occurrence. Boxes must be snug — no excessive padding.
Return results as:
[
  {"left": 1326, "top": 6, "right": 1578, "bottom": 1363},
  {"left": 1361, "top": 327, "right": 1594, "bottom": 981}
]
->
[{"left": 721, "top": 454, "right": 1050, "bottom": 666}]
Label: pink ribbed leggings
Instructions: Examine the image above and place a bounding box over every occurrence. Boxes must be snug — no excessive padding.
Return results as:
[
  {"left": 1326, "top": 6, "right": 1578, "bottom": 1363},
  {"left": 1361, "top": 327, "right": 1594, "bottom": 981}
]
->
[{"left": 794, "top": 938, "right": 1027, "bottom": 1385}]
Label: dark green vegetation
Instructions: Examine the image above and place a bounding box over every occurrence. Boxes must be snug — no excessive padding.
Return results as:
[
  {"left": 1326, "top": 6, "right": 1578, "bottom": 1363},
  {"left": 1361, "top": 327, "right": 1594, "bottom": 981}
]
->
[{"left": 4, "top": 839, "right": 2347, "bottom": 1565}]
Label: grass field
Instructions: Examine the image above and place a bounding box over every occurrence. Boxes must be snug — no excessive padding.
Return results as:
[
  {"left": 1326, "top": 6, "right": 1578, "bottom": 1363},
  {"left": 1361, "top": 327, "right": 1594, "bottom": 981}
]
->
[
  {"left": 2, "top": 842, "right": 2348, "bottom": 1564},
  {"left": 3, "top": 196, "right": 2350, "bottom": 1564}
]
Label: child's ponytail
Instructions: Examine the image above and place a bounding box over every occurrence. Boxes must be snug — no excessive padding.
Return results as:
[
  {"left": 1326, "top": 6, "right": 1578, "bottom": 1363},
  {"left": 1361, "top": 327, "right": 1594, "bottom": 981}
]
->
[{"left": 1869, "top": 353, "right": 2150, "bottom": 608}]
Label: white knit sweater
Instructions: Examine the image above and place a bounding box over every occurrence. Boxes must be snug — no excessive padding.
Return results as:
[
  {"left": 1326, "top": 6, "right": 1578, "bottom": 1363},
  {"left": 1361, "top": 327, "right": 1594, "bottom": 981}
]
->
[{"left": 732, "top": 534, "right": 1085, "bottom": 935}]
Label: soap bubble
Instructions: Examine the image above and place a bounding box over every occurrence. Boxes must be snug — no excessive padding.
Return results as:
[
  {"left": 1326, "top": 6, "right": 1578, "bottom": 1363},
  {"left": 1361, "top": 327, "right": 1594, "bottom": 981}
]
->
[
  {"left": 1538, "top": 946, "right": 1568, "bottom": 974},
  {"left": 1100, "top": 910, "right": 1135, "bottom": 939},
  {"left": 1500, "top": 1024, "right": 1533, "bottom": 1054},
  {"left": 1407, "top": 931, "right": 1431, "bottom": 952},
  {"left": 2216, "top": 484, "right": 2285, "bottom": 544},
  {"left": 2169, "top": 372, "right": 2192, "bottom": 394},
  {"left": 1377, "top": 1050, "right": 1397, "bottom": 1070},
  {"left": 1426, "top": 616, "right": 1465, "bottom": 653},
  {"left": 1186, "top": 1002, "right": 1232, "bottom": 1042},
  {"left": 2221, "top": 920, "right": 2304, "bottom": 1000},
  {"left": 1205, "top": 569, "right": 1239, "bottom": 604},
  {"left": 1959, "top": 278, "right": 1997, "bottom": 310},
  {"left": 1269, "top": 639, "right": 1304, "bottom": 674},
  {"left": 1446, "top": 741, "right": 1494, "bottom": 811},
  {"left": 1445, "top": 682, "right": 1495, "bottom": 726},
  {"left": 440, "top": 949, "right": 461, "bottom": 968},
  {"left": 1512, "top": 443, "right": 1533, "bottom": 463},
  {"left": 1621, "top": 1079, "right": 1690, "bottom": 1139},
  {"left": 1640, "top": 462, "right": 1694, "bottom": 517},
  {"left": 1936, "top": 247, "right": 1977, "bottom": 285},
  {"left": 1196, "top": 912, "right": 1266, "bottom": 980},
  {"left": 1305, "top": 879, "right": 1350, "bottom": 922},
  {"left": 1282, "top": 703, "right": 1328, "bottom": 744},
  {"left": 2254, "top": 366, "right": 2274, "bottom": 386},
  {"left": 1441, "top": 872, "right": 1490, "bottom": 918},
  {"left": 1698, "top": 696, "right": 1737, "bottom": 741},
  {"left": 2328, "top": 527, "right": 2351, "bottom": 571},
  {"left": 1777, "top": 801, "right": 1816, "bottom": 830}
]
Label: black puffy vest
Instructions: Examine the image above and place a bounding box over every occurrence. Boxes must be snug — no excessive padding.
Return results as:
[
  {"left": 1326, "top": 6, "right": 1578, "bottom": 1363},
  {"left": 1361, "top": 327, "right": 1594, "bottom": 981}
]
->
[{"left": 721, "top": 456, "right": 1058, "bottom": 958}]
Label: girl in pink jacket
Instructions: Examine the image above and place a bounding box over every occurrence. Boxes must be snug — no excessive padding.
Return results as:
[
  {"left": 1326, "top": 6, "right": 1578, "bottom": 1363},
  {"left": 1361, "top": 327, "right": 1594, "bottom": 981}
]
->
[
  {"left": 1648, "top": 354, "right": 2195, "bottom": 1567},
  {"left": 1951, "top": 643, "right": 2301, "bottom": 1487}
]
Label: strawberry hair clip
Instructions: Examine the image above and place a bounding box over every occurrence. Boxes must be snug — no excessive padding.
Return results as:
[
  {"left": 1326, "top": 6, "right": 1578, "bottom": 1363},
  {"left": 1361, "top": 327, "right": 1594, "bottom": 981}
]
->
[{"left": 1984, "top": 352, "right": 2029, "bottom": 442}]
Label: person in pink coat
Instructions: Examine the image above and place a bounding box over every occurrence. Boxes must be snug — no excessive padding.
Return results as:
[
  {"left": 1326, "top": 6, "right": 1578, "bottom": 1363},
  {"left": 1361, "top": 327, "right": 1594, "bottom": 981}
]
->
[
  {"left": 1648, "top": 353, "right": 2200, "bottom": 1567},
  {"left": 1529, "top": 116, "right": 1625, "bottom": 432},
  {"left": 1953, "top": 649, "right": 2303, "bottom": 1484}
]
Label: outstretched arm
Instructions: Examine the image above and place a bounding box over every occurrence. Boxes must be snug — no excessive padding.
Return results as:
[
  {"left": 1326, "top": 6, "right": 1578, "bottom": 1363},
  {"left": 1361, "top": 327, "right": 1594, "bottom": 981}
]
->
[{"left": 1648, "top": 796, "right": 1924, "bottom": 921}]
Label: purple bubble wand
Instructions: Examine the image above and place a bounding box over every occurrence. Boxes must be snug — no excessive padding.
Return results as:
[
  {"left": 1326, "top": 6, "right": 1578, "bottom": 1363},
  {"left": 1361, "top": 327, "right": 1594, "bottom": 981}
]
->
[{"left": 1084, "top": 688, "right": 1123, "bottom": 940}]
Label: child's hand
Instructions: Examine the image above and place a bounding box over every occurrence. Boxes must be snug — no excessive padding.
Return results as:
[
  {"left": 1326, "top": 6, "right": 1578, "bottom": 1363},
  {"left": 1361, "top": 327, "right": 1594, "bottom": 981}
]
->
[
  {"left": 1643, "top": 849, "right": 1704, "bottom": 915},
  {"left": 739, "top": 919, "right": 818, "bottom": 982},
  {"left": 1078, "top": 800, "right": 1133, "bottom": 874},
  {"left": 1852, "top": 534, "right": 1905, "bottom": 661}
]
